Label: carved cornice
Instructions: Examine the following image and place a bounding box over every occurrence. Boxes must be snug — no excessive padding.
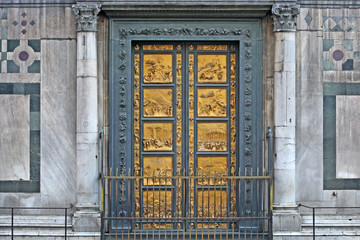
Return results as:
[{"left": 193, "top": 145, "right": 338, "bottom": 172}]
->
[
  {"left": 272, "top": 3, "right": 300, "bottom": 32},
  {"left": 72, "top": 3, "right": 101, "bottom": 32}
]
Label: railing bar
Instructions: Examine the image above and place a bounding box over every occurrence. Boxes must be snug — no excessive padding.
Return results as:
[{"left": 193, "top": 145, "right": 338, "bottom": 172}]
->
[
  {"left": 250, "top": 178, "right": 253, "bottom": 240},
  {"left": 244, "top": 178, "right": 247, "bottom": 240},
  {"left": 103, "top": 176, "right": 271, "bottom": 180},
  {"left": 116, "top": 176, "right": 118, "bottom": 240},
  {"left": 11, "top": 208, "right": 14, "bottom": 240},
  {"left": 313, "top": 208, "right": 315, "bottom": 240},
  {"left": 65, "top": 208, "right": 67, "bottom": 240}
]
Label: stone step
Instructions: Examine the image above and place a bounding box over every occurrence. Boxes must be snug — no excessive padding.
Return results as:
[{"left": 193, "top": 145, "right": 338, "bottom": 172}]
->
[{"left": 301, "top": 215, "right": 360, "bottom": 233}]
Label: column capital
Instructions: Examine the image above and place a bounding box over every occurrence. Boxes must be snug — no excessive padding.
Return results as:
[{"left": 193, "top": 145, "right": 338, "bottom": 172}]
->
[
  {"left": 271, "top": 3, "right": 300, "bottom": 32},
  {"left": 72, "top": 3, "right": 101, "bottom": 32}
]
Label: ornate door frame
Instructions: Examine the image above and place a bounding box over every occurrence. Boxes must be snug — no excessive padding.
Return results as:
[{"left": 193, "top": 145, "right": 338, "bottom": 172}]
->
[{"left": 108, "top": 19, "right": 263, "bottom": 226}]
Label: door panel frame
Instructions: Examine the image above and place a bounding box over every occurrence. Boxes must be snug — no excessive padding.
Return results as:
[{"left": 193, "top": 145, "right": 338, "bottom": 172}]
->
[{"left": 108, "top": 20, "right": 263, "bottom": 230}]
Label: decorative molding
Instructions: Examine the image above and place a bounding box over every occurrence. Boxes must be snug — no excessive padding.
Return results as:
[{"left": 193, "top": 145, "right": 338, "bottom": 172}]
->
[
  {"left": 72, "top": 3, "right": 101, "bottom": 32},
  {"left": 119, "top": 28, "right": 250, "bottom": 38},
  {"left": 271, "top": 3, "right": 300, "bottom": 32}
]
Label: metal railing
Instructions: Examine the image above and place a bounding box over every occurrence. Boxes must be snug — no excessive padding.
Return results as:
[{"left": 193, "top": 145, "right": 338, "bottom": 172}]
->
[
  {"left": 0, "top": 207, "right": 69, "bottom": 240},
  {"left": 299, "top": 204, "right": 360, "bottom": 240},
  {"left": 100, "top": 127, "right": 274, "bottom": 240}
]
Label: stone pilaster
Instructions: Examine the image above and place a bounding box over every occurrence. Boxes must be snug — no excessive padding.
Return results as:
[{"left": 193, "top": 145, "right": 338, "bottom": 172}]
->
[
  {"left": 72, "top": 3, "right": 101, "bottom": 232},
  {"left": 271, "top": 3, "right": 301, "bottom": 232}
]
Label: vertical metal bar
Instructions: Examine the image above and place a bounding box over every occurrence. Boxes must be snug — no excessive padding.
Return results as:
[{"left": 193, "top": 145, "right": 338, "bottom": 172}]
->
[
  {"left": 65, "top": 208, "right": 67, "bottom": 240},
  {"left": 266, "top": 126, "right": 273, "bottom": 240},
  {"left": 313, "top": 208, "right": 315, "bottom": 240},
  {"left": 11, "top": 208, "right": 14, "bottom": 240}
]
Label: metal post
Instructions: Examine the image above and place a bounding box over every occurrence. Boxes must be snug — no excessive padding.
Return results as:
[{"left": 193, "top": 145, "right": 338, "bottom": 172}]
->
[
  {"left": 313, "top": 208, "right": 315, "bottom": 240},
  {"left": 65, "top": 208, "right": 67, "bottom": 240},
  {"left": 11, "top": 208, "right": 14, "bottom": 240},
  {"left": 266, "top": 126, "right": 273, "bottom": 240}
]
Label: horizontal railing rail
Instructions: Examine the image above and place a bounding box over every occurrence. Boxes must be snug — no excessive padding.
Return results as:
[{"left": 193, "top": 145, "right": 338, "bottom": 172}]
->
[
  {"left": 0, "top": 206, "right": 69, "bottom": 240},
  {"left": 299, "top": 204, "right": 360, "bottom": 240}
]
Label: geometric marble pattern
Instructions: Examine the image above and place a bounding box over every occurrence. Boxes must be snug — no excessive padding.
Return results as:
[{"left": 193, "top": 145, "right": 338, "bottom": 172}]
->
[
  {"left": 0, "top": 83, "right": 40, "bottom": 192},
  {"left": 323, "top": 82, "right": 360, "bottom": 190},
  {"left": 1, "top": 39, "right": 41, "bottom": 73},
  {"left": 322, "top": 16, "right": 360, "bottom": 73},
  {"left": 323, "top": 17, "right": 359, "bottom": 32}
]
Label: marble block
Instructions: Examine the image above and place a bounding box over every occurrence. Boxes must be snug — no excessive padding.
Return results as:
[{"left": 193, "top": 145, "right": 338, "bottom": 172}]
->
[
  {"left": 0, "top": 94, "right": 30, "bottom": 181},
  {"left": 336, "top": 95, "right": 360, "bottom": 179}
]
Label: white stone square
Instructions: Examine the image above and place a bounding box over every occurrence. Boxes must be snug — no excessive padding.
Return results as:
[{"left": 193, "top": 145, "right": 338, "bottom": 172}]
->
[
  {"left": 0, "top": 95, "right": 30, "bottom": 181},
  {"left": 336, "top": 95, "right": 360, "bottom": 179}
]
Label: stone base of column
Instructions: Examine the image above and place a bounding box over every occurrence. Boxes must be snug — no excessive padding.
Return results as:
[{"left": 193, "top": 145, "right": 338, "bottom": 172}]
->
[
  {"left": 73, "top": 204, "right": 101, "bottom": 232},
  {"left": 272, "top": 205, "right": 301, "bottom": 232}
]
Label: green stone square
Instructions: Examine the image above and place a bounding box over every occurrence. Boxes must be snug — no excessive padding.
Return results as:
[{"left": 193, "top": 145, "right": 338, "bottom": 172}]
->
[
  {"left": 323, "top": 39, "right": 334, "bottom": 51},
  {"left": 30, "top": 112, "right": 40, "bottom": 131}
]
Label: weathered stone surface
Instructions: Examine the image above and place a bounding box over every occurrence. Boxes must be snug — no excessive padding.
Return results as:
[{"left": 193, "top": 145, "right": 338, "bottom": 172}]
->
[
  {"left": 336, "top": 96, "right": 360, "bottom": 179},
  {"left": 0, "top": 95, "right": 30, "bottom": 181},
  {"left": 40, "top": 39, "right": 77, "bottom": 206},
  {"left": 295, "top": 31, "right": 323, "bottom": 202},
  {"left": 40, "top": 7, "right": 76, "bottom": 39},
  {"left": 7, "top": 8, "right": 40, "bottom": 40}
]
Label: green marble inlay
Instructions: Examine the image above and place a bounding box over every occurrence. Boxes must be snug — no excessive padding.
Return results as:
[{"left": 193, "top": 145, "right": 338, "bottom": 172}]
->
[
  {"left": 30, "top": 94, "right": 40, "bottom": 112},
  {"left": 354, "top": 51, "right": 360, "bottom": 59},
  {"left": 7, "top": 40, "right": 19, "bottom": 52},
  {"left": 342, "top": 59, "right": 353, "bottom": 71},
  {"left": 323, "top": 83, "right": 360, "bottom": 190},
  {"left": 28, "top": 60, "right": 40, "bottom": 73},
  {"left": 323, "top": 59, "right": 334, "bottom": 71},
  {"left": 0, "top": 83, "right": 41, "bottom": 193},
  {"left": 323, "top": 39, "right": 334, "bottom": 51},
  {"left": 13, "top": 83, "right": 25, "bottom": 94},
  {"left": 0, "top": 83, "right": 13, "bottom": 94},
  {"left": 7, "top": 60, "right": 20, "bottom": 73},
  {"left": 28, "top": 40, "right": 41, "bottom": 52},
  {"left": 1, "top": 52, "right": 6, "bottom": 60}
]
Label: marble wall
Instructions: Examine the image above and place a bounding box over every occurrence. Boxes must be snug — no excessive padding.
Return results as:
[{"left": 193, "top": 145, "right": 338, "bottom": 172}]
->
[
  {"left": 296, "top": 7, "right": 360, "bottom": 207},
  {"left": 0, "top": 6, "right": 77, "bottom": 208}
]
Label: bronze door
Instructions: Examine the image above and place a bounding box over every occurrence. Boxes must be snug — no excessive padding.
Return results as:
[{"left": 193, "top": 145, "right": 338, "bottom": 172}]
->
[{"left": 132, "top": 42, "right": 238, "bottom": 227}]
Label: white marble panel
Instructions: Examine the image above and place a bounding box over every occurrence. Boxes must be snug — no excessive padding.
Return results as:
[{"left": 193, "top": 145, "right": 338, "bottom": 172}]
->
[
  {"left": 0, "top": 95, "right": 30, "bottom": 181},
  {"left": 40, "top": 7, "right": 76, "bottom": 39},
  {"left": 295, "top": 32, "right": 323, "bottom": 202},
  {"left": 336, "top": 96, "right": 360, "bottom": 179},
  {"left": 40, "top": 40, "right": 77, "bottom": 206}
]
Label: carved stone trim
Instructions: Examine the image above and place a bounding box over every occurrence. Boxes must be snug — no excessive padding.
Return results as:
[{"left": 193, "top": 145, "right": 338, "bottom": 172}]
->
[
  {"left": 272, "top": 3, "right": 300, "bottom": 32},
  {"left": 72, "top": 3, "right": 101, "bottom": 32}
]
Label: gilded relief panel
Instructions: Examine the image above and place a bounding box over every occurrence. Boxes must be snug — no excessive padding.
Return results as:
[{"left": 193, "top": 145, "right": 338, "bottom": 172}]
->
[
  {"left": 198, "top": 122, "right": 227, "bottom": 151},
  {"left": 197, "top": 45, "right": 227, "bottom": 51},
  {"left": 198, "top": 88, "right": 227, "bottom": 117},
  {"left": 143, "top": 45, "right": 173, "bottom": 51},
  {"left": 143, "top": 190, "right": 172, "bottom": 218},
  {"left": 198, "top": 190, "right": 227, "bottom": 217},
  {"left": 143, "top": 88, "right": 173, "bottom": 117},
  {"left": 143, "top": 54, "right": 173, "bottom": 83},
  {"left": 198, "top": 55, "right": 227, "bottom": 83},
  {"left": 143, "top": 122, "right": 173, "bottom": 151},
  {"left": 143, "top": 156, "right": 172, "bottom": 185},
  {"left": 198, "top": 156, "right": 227, "bottom": 185}
]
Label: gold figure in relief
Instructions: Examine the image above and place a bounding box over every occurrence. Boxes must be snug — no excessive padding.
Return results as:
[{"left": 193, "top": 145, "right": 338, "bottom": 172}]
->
[
  {"left": 143, "top": 156, "right": 172, "bottom": 185},
  {"left": 198, "top": 88, "right": 227, "bottom": 117},
  {"left": 198, "top": 122, "right": 227, "bottom": 151},
  {"left": 143, "top": 88, "right": 173, "bottom": 117},
  {"left": 143, "top": 54, "right": 173, "bottom": 83},
  {"left": 143, "top": 191, "right": 172, "bottom": 218},
  {"left": 198, "top": 156, "right": 227, "bottom": 185},
  {"left": 198, "top": 55, "right": 227, "bottom": 83},
  {"left": 143, "top": 122, "right": 173, "bottom": 151},
  {"left": 198, "top": 190, "right": 227, "bottom": 217}
]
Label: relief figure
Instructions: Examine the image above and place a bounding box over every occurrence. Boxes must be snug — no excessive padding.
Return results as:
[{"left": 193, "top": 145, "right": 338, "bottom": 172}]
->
[
  {"left": 198, "top": 88, "right": 227, "bottom": 117},
  {"left": 143, "top": 54, "right": 173, "bottom": 83}
]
